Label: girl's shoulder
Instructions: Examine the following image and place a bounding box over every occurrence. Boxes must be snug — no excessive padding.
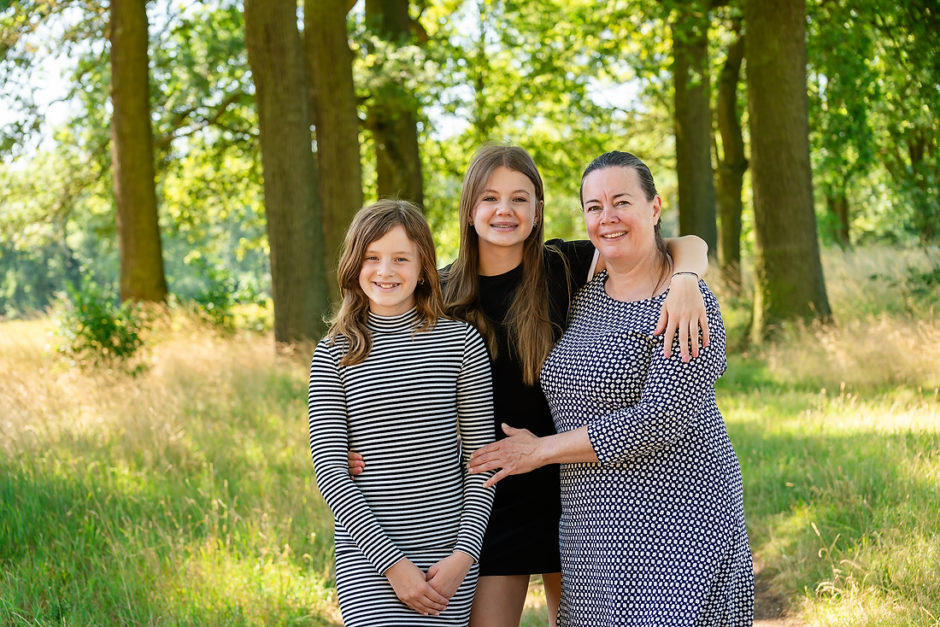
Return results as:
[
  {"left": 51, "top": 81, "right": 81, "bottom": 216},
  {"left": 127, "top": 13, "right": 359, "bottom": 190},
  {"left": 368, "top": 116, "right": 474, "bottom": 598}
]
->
[{"left": 545, "top": 239, "right": 596, "bottom": 287}]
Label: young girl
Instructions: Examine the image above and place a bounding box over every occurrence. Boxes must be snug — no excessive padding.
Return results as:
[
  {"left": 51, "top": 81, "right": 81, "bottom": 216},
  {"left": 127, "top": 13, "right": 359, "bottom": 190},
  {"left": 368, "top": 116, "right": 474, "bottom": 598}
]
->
[
  {"left": 307, "top": 199, "right": 496, "bottom": 625},
  {"left": 352, "top": 146, "right": 709, "bottom": 626}
]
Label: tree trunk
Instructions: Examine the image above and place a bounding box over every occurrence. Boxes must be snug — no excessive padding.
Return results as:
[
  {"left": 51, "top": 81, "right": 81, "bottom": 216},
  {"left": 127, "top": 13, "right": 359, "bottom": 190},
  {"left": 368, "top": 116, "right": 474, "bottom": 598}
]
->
[
  {"left": 109, "top": 0, "right": 167, "bottom": 303},
  {"left": 365, "top": 0, "right": 424, "bottom": 209},
  {"left": 825, "top": 190, "right": 850, "bottom": 248},
  {"left": 245, "top": 0, "right": 330, "bottom": 344},
  {"left": 672, "top": 1, "right": 717, "bottom": 254},
  {"left": 715, "top": 33, "right": 746, "bottom": 292},
  {"left": 306, "top": 0, "right": 363, "bottom": 296},
  {"left": 744, "top": 0, "right": 831, "bottom": 342}
]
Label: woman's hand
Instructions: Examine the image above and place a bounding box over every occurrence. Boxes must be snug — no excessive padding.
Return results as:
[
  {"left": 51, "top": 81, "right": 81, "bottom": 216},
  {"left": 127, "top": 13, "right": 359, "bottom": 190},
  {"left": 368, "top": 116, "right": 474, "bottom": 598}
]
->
[
  {"left": 654, "top": 273, "right": 709, "bottom": 361},
  {"left": 347, "top": 451, "right": 365, "bottom": 477},
  {"left": 385, "top": 558, "right": 450, "bottom": 615},
  {"left": 426, "top": 551, "right": 474, "bottom": 600},
  {"left": 468, "top": 424, "right": 543, "bottom": 487}
]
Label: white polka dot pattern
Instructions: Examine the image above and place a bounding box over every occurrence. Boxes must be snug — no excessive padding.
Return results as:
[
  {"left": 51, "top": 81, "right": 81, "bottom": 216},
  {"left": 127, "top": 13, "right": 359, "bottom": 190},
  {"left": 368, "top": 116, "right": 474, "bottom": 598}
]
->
[{"left": 541, "top": 273, "right": 754, "bottom": 626}]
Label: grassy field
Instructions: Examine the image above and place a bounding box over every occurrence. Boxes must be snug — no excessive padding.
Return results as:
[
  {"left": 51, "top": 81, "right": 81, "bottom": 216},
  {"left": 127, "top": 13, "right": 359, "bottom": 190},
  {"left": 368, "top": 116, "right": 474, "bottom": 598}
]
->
[{"left": 1, "top": 245, "right": 938, "bottom": 625}]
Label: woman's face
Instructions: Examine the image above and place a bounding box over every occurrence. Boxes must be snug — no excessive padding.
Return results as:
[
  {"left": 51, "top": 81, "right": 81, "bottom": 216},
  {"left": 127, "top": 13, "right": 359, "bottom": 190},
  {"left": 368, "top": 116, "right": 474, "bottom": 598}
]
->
[
  {"left": 470, "top": 166, "right": 541, "bottom": 258},
  {"left": 581, "top": 166, "right": 661, "bottom": 266}
]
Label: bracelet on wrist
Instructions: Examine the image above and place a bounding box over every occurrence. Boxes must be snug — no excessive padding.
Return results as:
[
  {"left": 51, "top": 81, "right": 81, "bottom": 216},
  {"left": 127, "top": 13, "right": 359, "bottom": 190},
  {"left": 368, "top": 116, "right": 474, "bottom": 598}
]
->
[{"left": 672, "top": 271, "right": 699, "bottom": 280}]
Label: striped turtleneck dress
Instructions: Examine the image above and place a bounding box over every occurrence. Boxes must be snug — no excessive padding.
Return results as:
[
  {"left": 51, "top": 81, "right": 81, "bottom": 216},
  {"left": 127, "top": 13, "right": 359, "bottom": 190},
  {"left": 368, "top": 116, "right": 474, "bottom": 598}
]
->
[{"left": 307, "top": 309, "right": 495, "bottom": 626}]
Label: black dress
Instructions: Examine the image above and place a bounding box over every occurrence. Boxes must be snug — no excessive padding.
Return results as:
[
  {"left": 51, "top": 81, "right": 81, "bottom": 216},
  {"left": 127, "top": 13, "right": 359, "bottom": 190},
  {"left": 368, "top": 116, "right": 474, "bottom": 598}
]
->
[{"left": 447, "top": 239, "right": 596, "bottom": 576}]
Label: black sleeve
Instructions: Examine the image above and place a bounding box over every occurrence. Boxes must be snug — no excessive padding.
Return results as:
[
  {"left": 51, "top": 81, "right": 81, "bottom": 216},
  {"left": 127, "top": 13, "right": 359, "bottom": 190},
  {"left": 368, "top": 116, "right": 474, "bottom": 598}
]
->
[{"left": 546, "top": 239, "right": 596, "bottom": 293}]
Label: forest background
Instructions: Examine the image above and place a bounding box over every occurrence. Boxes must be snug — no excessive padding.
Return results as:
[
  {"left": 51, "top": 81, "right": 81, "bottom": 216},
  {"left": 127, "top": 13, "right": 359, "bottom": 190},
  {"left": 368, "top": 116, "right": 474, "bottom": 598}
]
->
[{"left": 1, "top": 0, "right": 939, "bottom": 625}]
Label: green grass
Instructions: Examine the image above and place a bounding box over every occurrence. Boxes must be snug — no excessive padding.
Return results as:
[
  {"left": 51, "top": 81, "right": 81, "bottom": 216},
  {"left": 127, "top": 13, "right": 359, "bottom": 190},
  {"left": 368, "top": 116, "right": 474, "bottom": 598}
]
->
[{"left": 1, "top": 244, "right": 938, "bottom": 625}]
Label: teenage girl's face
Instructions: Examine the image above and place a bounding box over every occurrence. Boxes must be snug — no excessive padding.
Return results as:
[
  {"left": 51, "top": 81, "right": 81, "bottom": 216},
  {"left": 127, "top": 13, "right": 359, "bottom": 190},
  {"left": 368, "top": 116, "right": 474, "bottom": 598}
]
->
[
  {"left": 471, "top": 166, "right": 541, "bottom": 258},
  {"left": 358, "top": 225, "right": 421, "bottom": 316}
]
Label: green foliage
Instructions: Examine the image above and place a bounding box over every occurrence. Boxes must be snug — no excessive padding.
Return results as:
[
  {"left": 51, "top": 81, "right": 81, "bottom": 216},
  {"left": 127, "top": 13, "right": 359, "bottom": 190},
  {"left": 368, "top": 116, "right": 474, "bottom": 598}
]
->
[{"left": 56, "top": 278, "right": 146, "bottom": 367}]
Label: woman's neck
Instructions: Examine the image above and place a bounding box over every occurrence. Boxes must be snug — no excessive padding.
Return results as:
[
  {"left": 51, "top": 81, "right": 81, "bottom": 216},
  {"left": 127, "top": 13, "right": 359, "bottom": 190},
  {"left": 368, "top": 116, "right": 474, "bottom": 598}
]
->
[
  {"left": 604, "top": 247, "right": 669, "bottom": 302},
  {"left": 477, "top": 241, "right": 525, "bottom": 276}
]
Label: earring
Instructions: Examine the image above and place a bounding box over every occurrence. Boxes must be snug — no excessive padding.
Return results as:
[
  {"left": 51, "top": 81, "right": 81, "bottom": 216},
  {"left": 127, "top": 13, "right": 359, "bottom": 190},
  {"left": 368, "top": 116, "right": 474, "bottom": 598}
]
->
[{"left": 418, "top": 277, "right": 425, "bottom": 285}]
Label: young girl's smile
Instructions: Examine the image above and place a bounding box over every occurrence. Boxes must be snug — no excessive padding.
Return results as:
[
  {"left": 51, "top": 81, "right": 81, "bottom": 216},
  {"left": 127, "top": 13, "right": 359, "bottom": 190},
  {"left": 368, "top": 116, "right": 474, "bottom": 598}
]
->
[{"left": 359, "top": 225, "right": 421, "bottom": 316}]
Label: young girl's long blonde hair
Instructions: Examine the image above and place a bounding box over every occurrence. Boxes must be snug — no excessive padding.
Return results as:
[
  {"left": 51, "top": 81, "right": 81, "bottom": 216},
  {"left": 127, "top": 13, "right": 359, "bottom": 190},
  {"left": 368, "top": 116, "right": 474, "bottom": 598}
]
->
[
  {"left": 443, "top": 145, "right": 562, "bottom": 385},
  {"left": 328, "top": 199, "right": 444, "bottom": 366}
]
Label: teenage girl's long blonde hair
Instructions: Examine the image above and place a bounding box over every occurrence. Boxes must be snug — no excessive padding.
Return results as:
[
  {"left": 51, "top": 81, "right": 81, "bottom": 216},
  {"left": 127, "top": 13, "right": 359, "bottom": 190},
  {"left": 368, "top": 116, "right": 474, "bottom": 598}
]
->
[
  {"left": 443, "top": 145, "right": 563, "bottom": 385},
  {"left": 328, "top": 199, "right": 444, "bottom": 366}
]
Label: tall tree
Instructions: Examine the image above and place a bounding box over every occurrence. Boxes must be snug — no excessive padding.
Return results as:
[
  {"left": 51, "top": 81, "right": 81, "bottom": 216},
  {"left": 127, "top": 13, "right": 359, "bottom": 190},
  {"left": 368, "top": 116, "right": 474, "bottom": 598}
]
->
[
  {"left": 365, "top": 0, "right": 423, "bottom": 208},
  {"left": 109, "top": 0, "right": 167, "bottom": 302},
  {"left": 245, "top": 0, "right": 329, "bottom": 343},
  {"left": 714, "top": 29, "right": 746, "bottom": 290},
  {"left": 744, "top": 0, "right": 830, "bottom": 341},
  {"left": 672, "top": 0, "right": 717, "bottom": 254},
  {"left": 306, "top": 0, "right": 363, "bottom": 291}
]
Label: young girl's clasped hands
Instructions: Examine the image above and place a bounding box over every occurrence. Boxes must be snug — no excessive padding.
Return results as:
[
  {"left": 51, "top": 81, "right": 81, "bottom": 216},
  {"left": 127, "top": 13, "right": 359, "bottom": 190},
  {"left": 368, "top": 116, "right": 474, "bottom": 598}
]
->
[{"left": 307, "top": 200, "right": 495, "bottom": 625}]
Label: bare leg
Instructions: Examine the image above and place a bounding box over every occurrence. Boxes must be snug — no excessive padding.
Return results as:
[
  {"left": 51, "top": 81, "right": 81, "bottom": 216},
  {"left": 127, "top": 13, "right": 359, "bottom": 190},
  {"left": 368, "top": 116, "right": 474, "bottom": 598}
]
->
[
  {"left": 470, "top": 574, "right": 529, "bottom": 627},
  {"left": 542, "top": 571, "right": 561, "bottom": 627}
]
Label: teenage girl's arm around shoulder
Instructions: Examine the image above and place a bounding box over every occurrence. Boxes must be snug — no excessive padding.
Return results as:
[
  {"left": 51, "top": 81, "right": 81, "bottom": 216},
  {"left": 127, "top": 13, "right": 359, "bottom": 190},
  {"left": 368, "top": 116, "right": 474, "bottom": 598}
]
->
[
  {"left": 659, "top": 235, "right": 710, "bottom": 361},
  {"left": 307, "top": 344, "right": 404, "bottom": 575}
]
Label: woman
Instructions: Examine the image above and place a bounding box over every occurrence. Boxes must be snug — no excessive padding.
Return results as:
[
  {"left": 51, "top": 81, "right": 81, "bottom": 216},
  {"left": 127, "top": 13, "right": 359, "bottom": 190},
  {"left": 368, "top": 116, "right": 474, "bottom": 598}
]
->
[
  {"left": 468, "top": 151, "right": 754, "bottom": 626},
  {"left": 308, "top": 200, "right": 495, "bottom": 625},
  {"left": 351, "top": 145, "right": 710, "bottom": 626}
]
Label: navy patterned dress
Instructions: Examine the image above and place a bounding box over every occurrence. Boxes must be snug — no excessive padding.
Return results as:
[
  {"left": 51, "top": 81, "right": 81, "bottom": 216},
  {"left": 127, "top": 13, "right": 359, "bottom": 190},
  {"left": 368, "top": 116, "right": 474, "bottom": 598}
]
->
[{"left": 540, "top": 272, "right": 754, "bottom": 626}]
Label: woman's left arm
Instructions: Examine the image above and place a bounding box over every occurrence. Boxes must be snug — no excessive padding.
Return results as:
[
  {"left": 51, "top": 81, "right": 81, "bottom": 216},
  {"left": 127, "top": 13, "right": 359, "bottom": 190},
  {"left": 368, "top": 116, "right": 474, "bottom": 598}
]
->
[{"left": 660, "top": 235, "right": 710, "bottom": 361}]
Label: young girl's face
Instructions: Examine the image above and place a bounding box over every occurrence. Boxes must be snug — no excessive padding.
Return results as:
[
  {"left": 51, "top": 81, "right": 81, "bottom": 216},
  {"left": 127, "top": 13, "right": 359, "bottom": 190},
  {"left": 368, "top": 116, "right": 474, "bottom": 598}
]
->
[
  {"left": 358, "top": 225, "right": 422, "bottom": 316},
  {"left": 471, "top": 166, "right": 541, "bottom": 258}
]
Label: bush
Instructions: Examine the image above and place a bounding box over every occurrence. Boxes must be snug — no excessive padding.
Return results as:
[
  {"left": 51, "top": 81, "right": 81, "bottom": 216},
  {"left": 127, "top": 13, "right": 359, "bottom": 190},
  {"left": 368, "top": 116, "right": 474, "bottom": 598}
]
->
[{"left": 56, "top": 279, "right": 147, "bottom": 367}]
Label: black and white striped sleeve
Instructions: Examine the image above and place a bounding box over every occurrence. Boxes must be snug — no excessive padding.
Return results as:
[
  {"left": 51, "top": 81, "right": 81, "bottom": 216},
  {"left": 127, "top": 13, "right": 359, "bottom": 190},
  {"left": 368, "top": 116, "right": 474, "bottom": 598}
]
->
[
  {"left": 307, "top": 341, "right": 405, "bottom": 575},
  {"left": 453, "top": 325, "right": 496, "bottom": 561}
]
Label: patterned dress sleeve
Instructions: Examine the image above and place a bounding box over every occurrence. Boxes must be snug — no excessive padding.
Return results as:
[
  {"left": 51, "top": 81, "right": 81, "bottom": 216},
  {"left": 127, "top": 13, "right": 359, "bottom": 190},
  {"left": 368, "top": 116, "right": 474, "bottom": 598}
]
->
[
  {"left": 307, "top": 341, "right": 405, "bottom": 575},
  {"left": 588, "top": 285, "right": 728, "bottom": 465},
  {"left": 453, "top": 325, "right": 496, "bottom": 561}
]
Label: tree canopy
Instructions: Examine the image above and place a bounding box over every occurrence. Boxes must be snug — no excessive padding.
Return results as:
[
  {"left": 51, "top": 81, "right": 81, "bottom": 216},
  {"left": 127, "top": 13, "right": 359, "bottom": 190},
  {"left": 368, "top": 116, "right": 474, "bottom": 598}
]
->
[{"left": 0, "top": 0, "right": 936, "bottom": 339}]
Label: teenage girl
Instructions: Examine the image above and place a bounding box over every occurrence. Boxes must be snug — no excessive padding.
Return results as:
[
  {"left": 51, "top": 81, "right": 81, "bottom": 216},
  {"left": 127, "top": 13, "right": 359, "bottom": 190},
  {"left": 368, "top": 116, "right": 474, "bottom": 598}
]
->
[
  {"left": 308, "top": 199, "right": 496, "bottom": 625},
  {"left": 350, "top": 146, "right": 709, "bottom": 626}
]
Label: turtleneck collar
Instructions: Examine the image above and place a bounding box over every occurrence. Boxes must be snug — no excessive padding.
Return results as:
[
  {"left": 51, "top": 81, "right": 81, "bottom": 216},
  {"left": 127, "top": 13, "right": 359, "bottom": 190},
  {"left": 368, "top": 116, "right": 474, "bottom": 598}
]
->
[{"left": 366, "top": 307, "right": 421, "bottom": 333}]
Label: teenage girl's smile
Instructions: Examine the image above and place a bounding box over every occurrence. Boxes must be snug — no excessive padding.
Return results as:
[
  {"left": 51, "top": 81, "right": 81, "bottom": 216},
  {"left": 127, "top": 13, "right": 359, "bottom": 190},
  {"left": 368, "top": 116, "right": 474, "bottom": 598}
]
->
[
  {"left": 358, "top": 225, "right": 422, "bottom": 316},
  {"left": 471, "top": 166, "right": 542, "bottom": 257}
]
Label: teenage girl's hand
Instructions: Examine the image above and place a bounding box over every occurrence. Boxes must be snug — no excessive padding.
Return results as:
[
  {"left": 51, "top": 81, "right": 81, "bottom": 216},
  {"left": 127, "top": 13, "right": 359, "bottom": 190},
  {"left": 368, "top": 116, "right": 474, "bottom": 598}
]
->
[
  {"left": 347, "top": 451, "right": 365, "bottom": 477},
  {"left": 426, "top": 551, "right": 474, "bottom": 600},
  {"left": 654, "top": 273, "right": 710, "bottom": 362},
  {"left": 468, "top": 424, "right": 543, "bottom": 487},
  {"left": 385, "top": 558, "right": 450, "bottom": 615}
]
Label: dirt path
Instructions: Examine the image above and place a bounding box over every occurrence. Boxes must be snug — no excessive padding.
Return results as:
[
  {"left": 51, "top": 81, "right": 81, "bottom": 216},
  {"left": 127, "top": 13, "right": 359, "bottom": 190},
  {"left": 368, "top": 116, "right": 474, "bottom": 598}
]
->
[{"left": 753, "top": 564, "right": 807, "bottom": 627}]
